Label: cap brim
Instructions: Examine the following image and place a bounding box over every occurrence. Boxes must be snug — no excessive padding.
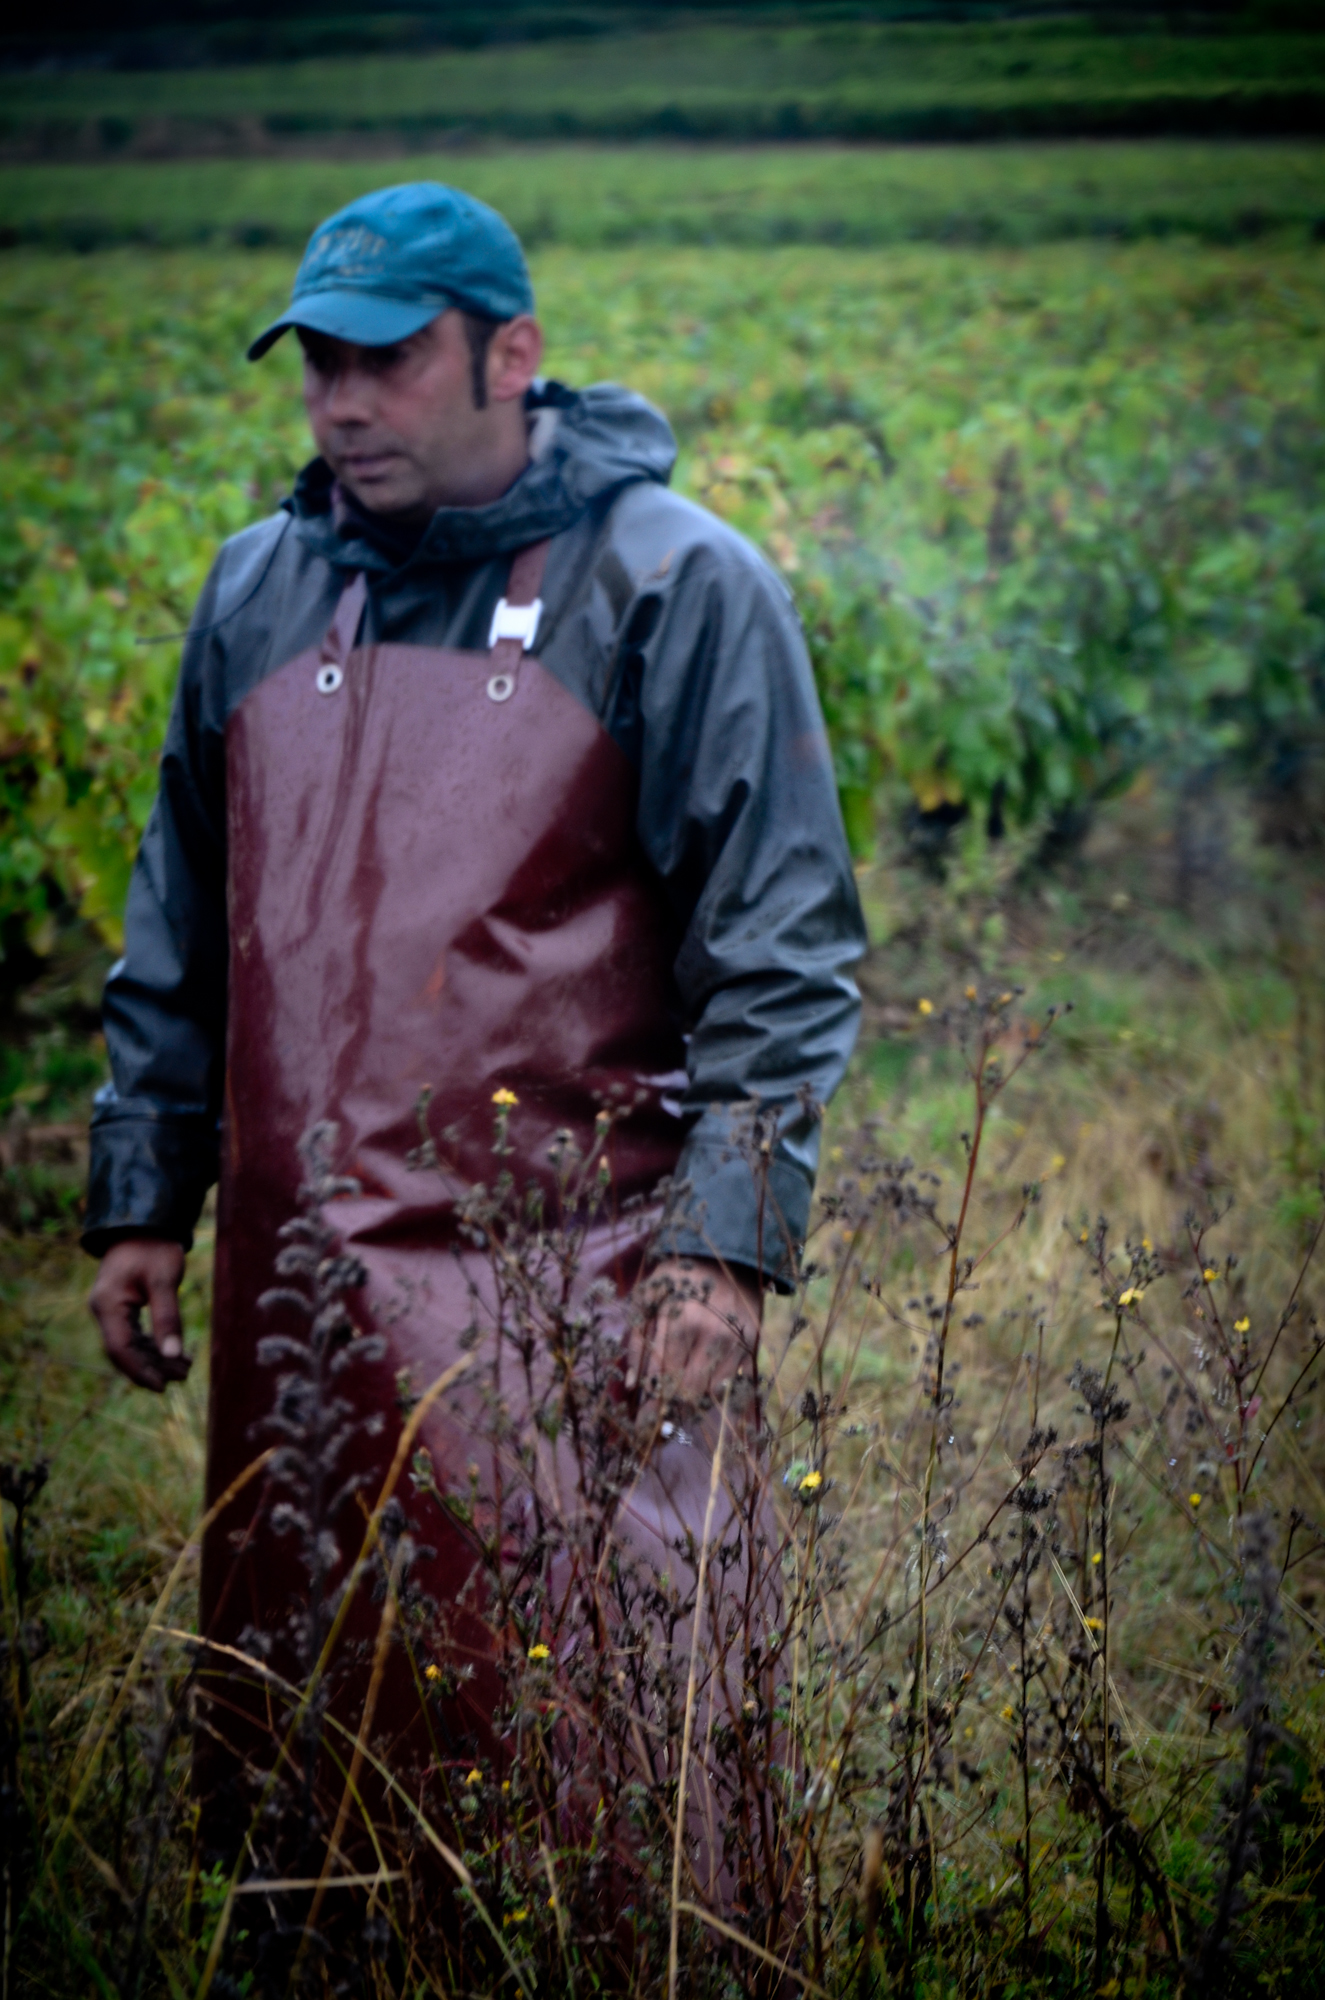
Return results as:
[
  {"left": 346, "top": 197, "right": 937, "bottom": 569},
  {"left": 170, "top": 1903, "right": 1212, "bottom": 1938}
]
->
[{"left": 246, "top": 290, "right": 445, "bottom": 362}]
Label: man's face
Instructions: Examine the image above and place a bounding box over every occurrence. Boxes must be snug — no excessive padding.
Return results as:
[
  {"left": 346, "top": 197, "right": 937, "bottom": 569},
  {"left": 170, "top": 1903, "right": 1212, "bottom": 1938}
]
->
[{"left": 298, "top": 307, "right": 541, "bottom": 519}]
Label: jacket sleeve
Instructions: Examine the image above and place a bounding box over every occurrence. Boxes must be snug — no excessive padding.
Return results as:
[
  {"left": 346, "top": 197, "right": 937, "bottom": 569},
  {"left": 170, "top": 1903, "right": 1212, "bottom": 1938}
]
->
[
  {"left": 616, "top": 532, "right": 867, "bottom": 1286},
  {"left": 82, "top": 557, "right": 238, "bottom": 1256}
]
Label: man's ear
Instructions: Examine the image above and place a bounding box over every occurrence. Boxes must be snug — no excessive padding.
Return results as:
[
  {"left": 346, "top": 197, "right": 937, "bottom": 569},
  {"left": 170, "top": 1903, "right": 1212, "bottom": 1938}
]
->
[{"left": 488, "top": 315, "right": 544, "bottom": 405}]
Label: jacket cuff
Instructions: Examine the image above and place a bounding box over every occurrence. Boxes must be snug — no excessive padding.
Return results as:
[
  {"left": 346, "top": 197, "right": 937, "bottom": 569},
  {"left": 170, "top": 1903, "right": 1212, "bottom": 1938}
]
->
[
  {"left": 82, "top": 1093, "right": 218, "bottom": 1258},
  {"left": 657, "top": 1132, "right": 811, "bottom": 1291}
]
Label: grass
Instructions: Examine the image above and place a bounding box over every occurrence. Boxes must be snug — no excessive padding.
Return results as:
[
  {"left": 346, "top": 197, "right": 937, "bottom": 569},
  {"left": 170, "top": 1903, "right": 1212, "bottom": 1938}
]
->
[
  {"left": 2, "top": 16, "right": 1323, "bottom": 153},
  {"left": 1, "top": 778, "right": 1323, "bottom": 1992},
  {"left": 3, "top": 140, "right": 1325, "bottom": 252}
]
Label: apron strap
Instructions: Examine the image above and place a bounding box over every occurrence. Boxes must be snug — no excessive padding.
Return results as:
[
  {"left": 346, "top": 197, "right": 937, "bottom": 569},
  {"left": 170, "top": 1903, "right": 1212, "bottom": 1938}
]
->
[
  {"left": 505, "top": 538, "right": 550, "bottom": 613},
  {"left": 316, "top": 544, "right": 550, "bottom": 695},
  {"left": 320, "top": 572, "right": 368, "bottom": 668},
  {"left": 485, "top": 539, "right": 551, "bottom": 703}
]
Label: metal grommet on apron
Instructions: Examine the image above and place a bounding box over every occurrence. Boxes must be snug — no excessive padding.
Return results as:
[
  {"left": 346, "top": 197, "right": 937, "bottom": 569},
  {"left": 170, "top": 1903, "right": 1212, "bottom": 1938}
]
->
[
  {"left": 312, "top": 570, "right": 367, "bottom": 697},
  {"left": 484, "top": 556, "right": 543, "bottom": 704}
]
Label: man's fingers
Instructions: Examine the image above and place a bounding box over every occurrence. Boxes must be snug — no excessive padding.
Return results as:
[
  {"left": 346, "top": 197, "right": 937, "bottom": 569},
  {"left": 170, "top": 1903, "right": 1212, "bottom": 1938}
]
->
[
  {"left": 629, "top": 1261, "right": 761, "bottom": 1410},
  {"left": 97, "top": 1299, "right": 170, "bottom": 1393},
  {"left": 144, "top": 1339, "right": 191, "bottom": 1384},
  {"left": 642, "top": 1303, "right": 749, "bottom": 1403},
  {"left": 147, "top": 1270, "right": 186, "bottom": 1363},
  {"left": 89, "top": 1240, "right": 189, "bottom": 1394},
  {"left": 679, "top": 1332, "right": 747, "bottom": 1401}
]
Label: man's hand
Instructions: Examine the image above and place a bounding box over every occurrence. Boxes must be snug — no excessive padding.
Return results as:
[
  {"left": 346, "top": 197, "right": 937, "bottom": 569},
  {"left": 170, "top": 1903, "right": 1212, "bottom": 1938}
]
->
[
  {"left": 90, "top": 1238, "right": 190, "bottom": 1393},
  {"left": 629, "top": 1256, "right": 762, "bottom": 1408}
]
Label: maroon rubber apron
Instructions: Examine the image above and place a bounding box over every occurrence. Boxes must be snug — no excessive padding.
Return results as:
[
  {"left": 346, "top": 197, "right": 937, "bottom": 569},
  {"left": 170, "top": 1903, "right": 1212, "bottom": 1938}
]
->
[{"left": 197, "top": 545, "right": 768, "bottom": 1903}]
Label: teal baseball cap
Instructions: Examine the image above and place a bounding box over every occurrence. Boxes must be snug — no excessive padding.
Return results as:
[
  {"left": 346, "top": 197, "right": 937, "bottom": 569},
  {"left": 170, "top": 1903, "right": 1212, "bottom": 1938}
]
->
[{"left": 247, "top": 181, "right": 535, "bottom": 361}]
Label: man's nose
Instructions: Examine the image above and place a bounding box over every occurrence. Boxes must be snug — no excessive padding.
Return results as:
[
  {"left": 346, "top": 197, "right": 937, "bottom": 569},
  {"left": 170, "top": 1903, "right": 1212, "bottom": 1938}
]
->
[{"left": 323, "top": 363, "right": 375, "bottom": 425}]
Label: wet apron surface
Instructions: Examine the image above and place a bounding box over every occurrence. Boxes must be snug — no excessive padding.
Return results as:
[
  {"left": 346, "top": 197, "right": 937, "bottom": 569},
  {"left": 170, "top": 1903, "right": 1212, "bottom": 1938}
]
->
[{"left": 198, "top": 543, "right": 757, "bottom": 1863}]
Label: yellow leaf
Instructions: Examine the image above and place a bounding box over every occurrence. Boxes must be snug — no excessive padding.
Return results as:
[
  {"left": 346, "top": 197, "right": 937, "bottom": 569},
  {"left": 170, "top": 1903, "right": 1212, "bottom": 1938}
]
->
[{"left": 910, "top": 770, "right": 963, "bottom": 814}]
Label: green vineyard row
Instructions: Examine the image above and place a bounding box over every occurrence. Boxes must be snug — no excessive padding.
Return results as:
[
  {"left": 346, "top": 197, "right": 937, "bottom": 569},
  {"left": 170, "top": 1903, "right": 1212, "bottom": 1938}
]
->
[{"left": 2, "top": 233, "right": 1322, "bottom": 955}]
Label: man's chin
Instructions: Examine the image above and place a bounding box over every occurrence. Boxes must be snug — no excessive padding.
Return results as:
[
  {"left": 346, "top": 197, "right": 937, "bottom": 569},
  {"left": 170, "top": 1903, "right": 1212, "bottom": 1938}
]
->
[{"left": 336, "top": 471, "right": 429, "bottom": 522}]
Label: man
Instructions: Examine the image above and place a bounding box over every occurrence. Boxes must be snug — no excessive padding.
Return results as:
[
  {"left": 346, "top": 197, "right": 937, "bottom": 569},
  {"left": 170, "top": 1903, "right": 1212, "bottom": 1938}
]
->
[
  {"left": 87, "top": 177, "right": 862, "bottom": 1398},
  {"left": 82, "top": 182, "right": 863, "bottom": 1890}
]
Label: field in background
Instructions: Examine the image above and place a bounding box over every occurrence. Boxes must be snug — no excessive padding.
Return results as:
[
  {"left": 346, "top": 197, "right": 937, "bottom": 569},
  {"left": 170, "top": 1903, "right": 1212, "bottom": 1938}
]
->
[
  {"left": 2, "top": 129, "right": 1325, "bottom": 1989},
  {"left": 2, "top": 15, "right": 1322, "bottom": 155},
  {"left": 3, "top": 139, "right": 1324, "bottom": 252},
  {"left": 4, "top": 216, "right": 1323, "bottom": 960}
]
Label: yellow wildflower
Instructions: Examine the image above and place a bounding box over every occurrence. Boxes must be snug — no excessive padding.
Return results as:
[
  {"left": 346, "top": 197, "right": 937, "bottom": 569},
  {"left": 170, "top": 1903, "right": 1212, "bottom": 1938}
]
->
[
  {"left": 1091, "top": 1551, "right": 1102, "bottom": 1565},
  {"left": 799, "top": 1469, "right": 823, "bottom": 1492},
  {"left": 1235, "top": 1316, "right": 1250, "bottom": 1334},
  {"left": 1142, "top": 1237, "right": 1152, "bottom": 1252},
  {"left": 465, "top": 1768, "right": 482, "bottom": 1786},
  {"left": 917, "top": 997, "right": 934, "bottom": 1016},
  {"left": 1079, "top": 1230, "right": 1089, "bottom": 1243},
  {"left": 492, "top": 1087, "right": 518, "bottom": 1107},
  {"left": 1084, "top": 1617, "right": 1103, "bottom": 1631},
  {"left": 424, "top": 1663, "right": 443, "bottom": 1683},
  {"left": 965, "top": 984, "right": 977, "bottom": 1001},
  {"left": 1118, "top": 1286, "right": 1144, "bottom": 1307},
  {"left": 505, "top": 1907, "right": 529, "bottom": 1925},
  {"left": 1203, "top": 1267, "right": 1218, "bottom": 1282},
  {"left": 1190, "top": 1493, "right": 1202, "bottom": 1508},
  {"left": 528, "top": 1642, "right": 551, "bottom": 1662}
]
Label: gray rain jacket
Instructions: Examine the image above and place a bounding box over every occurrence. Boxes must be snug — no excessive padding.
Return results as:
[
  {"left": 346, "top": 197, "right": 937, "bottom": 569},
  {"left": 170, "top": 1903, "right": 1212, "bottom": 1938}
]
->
[{"left": 84, "top": 380, "right": 865, "bottom": 1281}]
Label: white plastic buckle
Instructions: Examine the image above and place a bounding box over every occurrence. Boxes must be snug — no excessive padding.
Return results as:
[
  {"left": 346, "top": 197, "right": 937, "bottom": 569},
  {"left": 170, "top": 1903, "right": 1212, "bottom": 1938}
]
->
[{"left": 488, "top": 596, "right": 542, "bottom": 651}]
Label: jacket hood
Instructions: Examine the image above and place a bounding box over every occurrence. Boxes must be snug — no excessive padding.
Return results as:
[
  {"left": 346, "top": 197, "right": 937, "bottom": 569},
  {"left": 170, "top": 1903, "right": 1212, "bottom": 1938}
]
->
[{"left": 288, "top": 378, "right": 677, "bottom": 573}]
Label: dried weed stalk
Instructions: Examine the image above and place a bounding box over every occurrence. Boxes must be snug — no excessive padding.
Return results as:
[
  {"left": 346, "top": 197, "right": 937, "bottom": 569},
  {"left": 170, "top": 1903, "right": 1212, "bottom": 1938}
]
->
[{"left": 0, "top": 986, "right": 1322, "bottom": 1995}]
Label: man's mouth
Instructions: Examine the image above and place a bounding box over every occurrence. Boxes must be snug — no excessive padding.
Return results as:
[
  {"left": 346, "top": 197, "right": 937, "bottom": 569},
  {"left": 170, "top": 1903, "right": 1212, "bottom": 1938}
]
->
[{"left": 339, "top": 451, "right": 402, "bottom": 481}]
